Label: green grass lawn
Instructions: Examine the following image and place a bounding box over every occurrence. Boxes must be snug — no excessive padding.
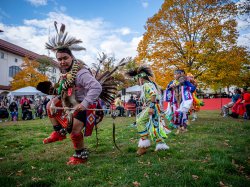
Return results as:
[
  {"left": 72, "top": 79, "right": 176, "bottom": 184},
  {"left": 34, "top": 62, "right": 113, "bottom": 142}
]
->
[{"left": 0, "top": 111, "right": 249, "bottom": 187}]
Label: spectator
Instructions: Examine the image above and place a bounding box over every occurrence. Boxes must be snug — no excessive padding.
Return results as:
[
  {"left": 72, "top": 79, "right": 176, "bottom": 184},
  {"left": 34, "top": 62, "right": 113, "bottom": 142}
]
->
[
  {"left": 127, "top": 95, "right": 136, "bottom": 117},
  {"left": 20, "top": 96, "right": 29, "bottom": 106},
  {"left": 2, "top": 96, "right": 9, "bottom": 107},
  {"left": 135, "top": 96, "right": 143, "bottom": 115},
  {"left": 130, "top": 96, "right": 143, "bottom": 127},
  {"left": 9, "top": 101, "right": 18, "bottom": 121},
  {"left": 114, "top": 95, "right": 124, "bottom": 116},
  {"left": 42, "top": 96, "right": 50, "bottom": 116},
  {"left": 228, "top": 91, "right": 233, "bottom": 98},
  {"left": 230, "top": 87, "right": 250, "bottom": 118},
  {"left": 246, "top": 102, "right": 250, "bottom": 120},
  {"left": 21, "top": 100, "right": 33, "bottom": 120},
  {"left": 222, "top": 88, "right": 241, "bottom": 117},
  {"left": 100, "top": 99, "right": 108, "bottom": 116},
  {"left": 0, "top": 101, "right": 9, "bottom": 122},
  {"left": 241, "top": 88, "right": 250, "bottom": 120},
  {"left": 28, "top": 96, "right": 34, "bottom": 104},
  {"left": 34, "top": 99, "right": 44, "bottom": 119},
  {"left": 128, "top": 95, "right": 136, "bottom": 105}
]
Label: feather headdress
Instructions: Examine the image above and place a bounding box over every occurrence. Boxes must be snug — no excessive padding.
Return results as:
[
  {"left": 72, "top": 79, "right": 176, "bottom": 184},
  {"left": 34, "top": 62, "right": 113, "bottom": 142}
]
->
[
  {"left": 126, "top": 65, "right": 153, "bottom": 79},
  {"left": 96, "top": 58, "right": 129, "bottom": 104},
  {"left": 45, "top": 21, "right": 86, "bottom": 52}
]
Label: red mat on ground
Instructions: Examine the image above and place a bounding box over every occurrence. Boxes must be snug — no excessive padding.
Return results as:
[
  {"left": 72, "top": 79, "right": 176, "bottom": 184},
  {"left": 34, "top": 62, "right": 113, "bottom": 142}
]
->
[{"left": 163, "top": 98, "right": 231, "bottom": 110}]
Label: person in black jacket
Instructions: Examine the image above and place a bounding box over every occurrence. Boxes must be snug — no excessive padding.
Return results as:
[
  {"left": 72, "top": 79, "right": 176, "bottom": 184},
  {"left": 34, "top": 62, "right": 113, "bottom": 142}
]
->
[
  {"left": 9, "top": 101, "right": 18, "bottom": 121},
  {"left": 0, "top": 101, "right": 9, "bottom": 122},
  {"left": 22, "top": 100, "right": 33, "bottom": 120}
]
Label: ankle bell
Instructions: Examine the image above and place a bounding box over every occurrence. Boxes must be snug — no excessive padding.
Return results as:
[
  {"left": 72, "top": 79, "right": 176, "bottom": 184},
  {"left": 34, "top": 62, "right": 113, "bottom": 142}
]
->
[{"left": 73, "top": 148, "right": 89, "bottom": 159}]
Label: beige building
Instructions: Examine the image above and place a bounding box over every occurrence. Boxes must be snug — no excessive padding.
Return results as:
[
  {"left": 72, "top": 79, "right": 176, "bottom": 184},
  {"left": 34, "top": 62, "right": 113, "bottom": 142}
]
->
[{"left": 0, "top": 39, "right": 59, "bottom": 94}]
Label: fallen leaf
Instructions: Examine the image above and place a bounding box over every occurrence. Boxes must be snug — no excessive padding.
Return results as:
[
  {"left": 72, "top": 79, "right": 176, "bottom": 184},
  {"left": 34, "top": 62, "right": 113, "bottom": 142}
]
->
[
  {"left": 16, "top": 170, "right": 23, "bottom": 176},
  {"left": 67, "top": 176, "right": 72, "bottom": 181},
  {"left": 245, "top": 175, "right": 250, "bottom": 180},
  {"left": 192, "top": 175, "right": 199, "bottom": 180},
  {"left": 32, "top": 177, "right": 41, "bottom": 182},
  {"left": 223, "top": 142, "right": 229, "bottom": 146},
  {"left": 219, "top": 181, "right": 224, "bottom": 186},
  {"left": 219, "top": 181, "right": 228, "bottom": 187},
  {"left": 132, "top": 181, "right": 141, "bottom": 187},
  {"left": 31, "top": 166, "right": 36, "bottom": 170}
]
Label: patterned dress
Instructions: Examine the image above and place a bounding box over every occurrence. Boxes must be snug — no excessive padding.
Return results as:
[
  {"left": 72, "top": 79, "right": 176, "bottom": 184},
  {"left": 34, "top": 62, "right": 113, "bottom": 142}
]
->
[
  {"left": 136, "top": 82, "right": 168, "bottom": 143},
  {"left": 164, "top": 80, "right": 195, "bottom": 128}
]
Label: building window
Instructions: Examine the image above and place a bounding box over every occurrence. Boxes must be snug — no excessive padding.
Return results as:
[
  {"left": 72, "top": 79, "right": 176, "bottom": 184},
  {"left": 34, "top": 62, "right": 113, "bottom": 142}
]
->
[
  {"left": 9, "top": 66, "right": 21, "bottom": 77},
  {"left": 52, "top": 67, "right": 56, "bottom": 73},
  {"left": 15, "top": 58, "right": 18, "bottom": 62},
  {"left": 1, "top": 52, "right": 4, "bottom": 59},
  {"left": 51, "top": 76, "right": 56, "bottom": 83}
]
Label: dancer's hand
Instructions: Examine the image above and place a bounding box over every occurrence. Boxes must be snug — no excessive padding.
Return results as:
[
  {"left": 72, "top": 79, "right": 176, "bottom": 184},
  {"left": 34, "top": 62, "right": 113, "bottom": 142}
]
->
[{"left": 148, "top": 108, "right": 154, "bottom": 115}]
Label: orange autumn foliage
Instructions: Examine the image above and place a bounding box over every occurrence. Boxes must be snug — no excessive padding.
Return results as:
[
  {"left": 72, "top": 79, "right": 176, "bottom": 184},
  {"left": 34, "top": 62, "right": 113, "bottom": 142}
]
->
[
  {"left": 136, "top": 0, "right": 249, "bottom": 89},
  {"left": 10, "top": 57, "right": 49, "bottom": 90}
]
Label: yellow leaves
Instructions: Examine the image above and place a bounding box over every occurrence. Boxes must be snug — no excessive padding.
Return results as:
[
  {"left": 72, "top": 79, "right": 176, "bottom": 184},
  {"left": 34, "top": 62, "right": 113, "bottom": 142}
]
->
[
  {"left": 10, "top": 57, "right": 49, "bottom": 90},
  {"left": 136, "top": 0, "right": 248, "bottom": 89}
]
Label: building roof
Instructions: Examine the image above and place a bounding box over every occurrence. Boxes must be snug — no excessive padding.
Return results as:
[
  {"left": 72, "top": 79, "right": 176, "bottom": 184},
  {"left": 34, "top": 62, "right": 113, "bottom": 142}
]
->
[
  {"left": 0, "top": 39, "right": 60, "bottom": 91},
  {"left": 0, "top": 39, "right": 42, "bottom": 60},
  {"left": 0, "top": 85, "right": 11, "bottom": 91},
  {"left": 0, "top": 39, "right": 58, "bottom": 66}
]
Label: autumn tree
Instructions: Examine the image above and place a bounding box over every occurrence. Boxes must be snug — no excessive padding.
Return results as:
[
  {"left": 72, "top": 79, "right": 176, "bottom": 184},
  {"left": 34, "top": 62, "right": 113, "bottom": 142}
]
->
[
  {"left": 36, "top": 57, "right": 54, "bottom": 75},
  {"left": 200, "top": 46, "right": 250, "bottom": 90},
  {"left": 10, "top": 57, "right": 49, "bottom": 90},
  {"left": 237, "top": 0, "right": 250, "bottom": 19},
  {"left": 136, "top": 0, "right": 249, "bottom": 89},
  {"left": 92, "top": 53, "right": 133, "bottom": 91}
]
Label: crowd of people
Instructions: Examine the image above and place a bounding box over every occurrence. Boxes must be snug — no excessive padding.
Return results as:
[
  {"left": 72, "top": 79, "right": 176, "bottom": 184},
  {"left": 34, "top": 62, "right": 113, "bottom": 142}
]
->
[
  {"left": 222, "top": 87, "right": 250, "bottom": 119},
  {"left": 0, "top": 95, "right": 50, "bottom": 122}
]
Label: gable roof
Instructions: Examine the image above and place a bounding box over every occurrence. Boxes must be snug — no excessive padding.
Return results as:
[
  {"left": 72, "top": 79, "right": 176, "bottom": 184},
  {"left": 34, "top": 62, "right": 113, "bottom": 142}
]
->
[
  {"left": 0, "top": 39, "right": 41, "bottom": 60},
  {"left": 0, "top": 85, "right": 11, "bottom": 91},
  {"left": 0, "top": 39, "right": 58, "bottom": 66}
]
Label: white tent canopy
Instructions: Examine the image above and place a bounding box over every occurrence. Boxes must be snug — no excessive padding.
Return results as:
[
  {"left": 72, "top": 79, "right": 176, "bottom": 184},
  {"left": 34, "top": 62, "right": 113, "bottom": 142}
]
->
[
  {"left": 7, "top": 86, "right": 46, "bottom": 96},
  {"left": 126, "top": 85, "right": 141, "bottom": 93}
]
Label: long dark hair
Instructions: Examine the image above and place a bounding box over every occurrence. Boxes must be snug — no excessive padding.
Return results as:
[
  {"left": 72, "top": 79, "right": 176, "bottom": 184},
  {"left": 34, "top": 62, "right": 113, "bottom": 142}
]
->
[{"left": 56, "top": 48, "right": 73, "bottom": 57}]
